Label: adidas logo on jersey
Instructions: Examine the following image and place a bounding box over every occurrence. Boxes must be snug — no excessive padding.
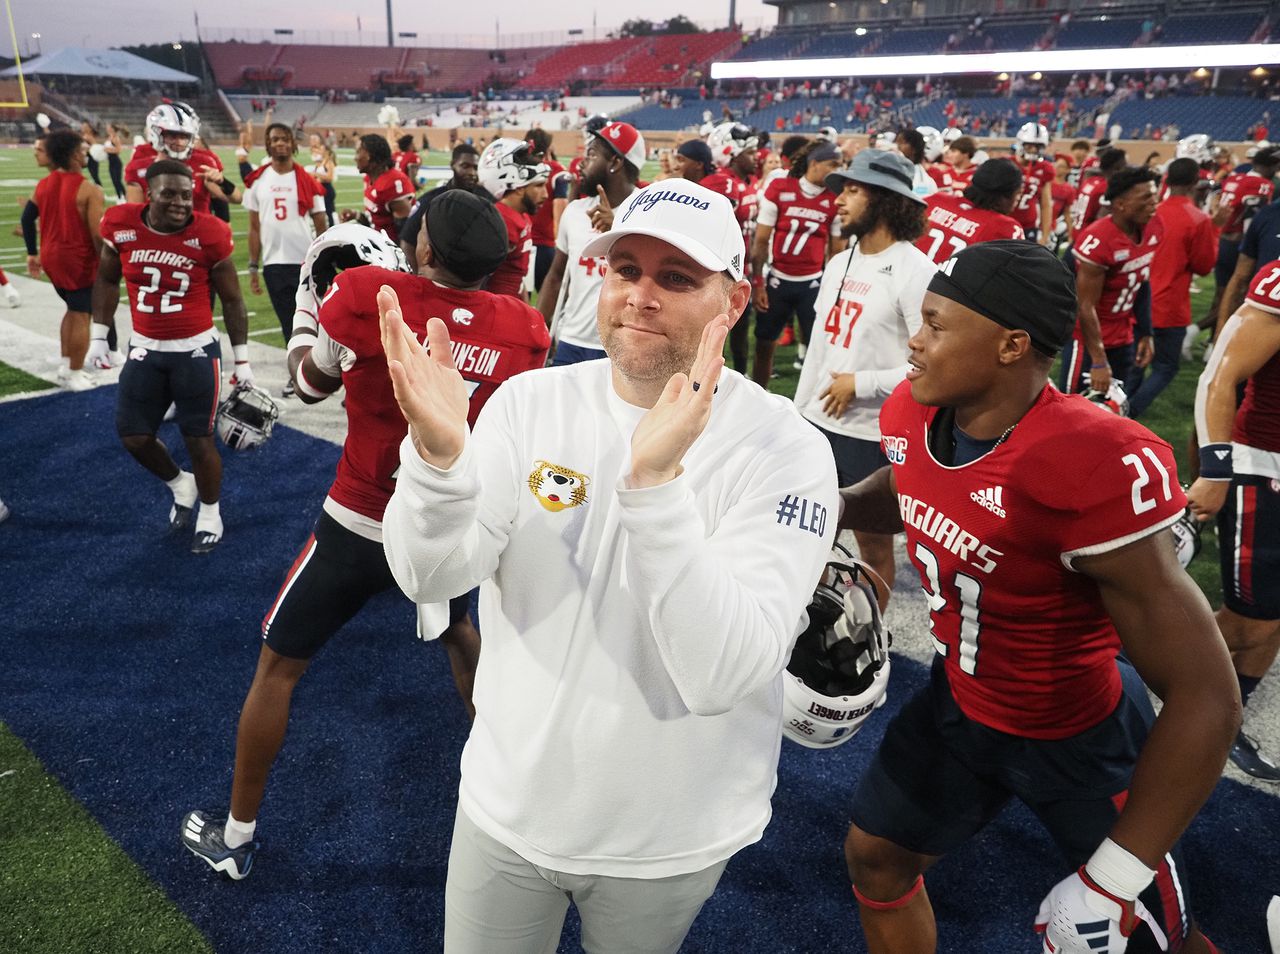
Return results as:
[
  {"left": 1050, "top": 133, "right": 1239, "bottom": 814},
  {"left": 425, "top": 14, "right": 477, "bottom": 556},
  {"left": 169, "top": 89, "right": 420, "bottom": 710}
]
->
[
  {"left": 877, "top": 264, "right": 894, "bottom": 275},
  {"left": 184, "top": 238, "right": 201, "bottom": 249},
  {"left": 970, "top": 486, "right": 1006, "bottom": 518}
]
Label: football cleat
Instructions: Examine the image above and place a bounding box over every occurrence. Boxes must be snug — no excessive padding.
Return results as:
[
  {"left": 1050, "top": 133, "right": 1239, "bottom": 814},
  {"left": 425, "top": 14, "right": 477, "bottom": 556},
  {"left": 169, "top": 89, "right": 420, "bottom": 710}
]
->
[
  {"left": 60, "top": 369, "right": 96, "bottom": 392},
  {"left": 1229, "top": 731, "right": 1280, "bottom": 782},
  {"left": 169, "top": 502, "right": 194, "bottom": 532},
  {"left": 191, "top": 530, "right": 222, "bottom": 555},
  {"left": 2, "top": 284, "right": 19, "bottom": 307},
  {"left": 181, "top": 810, "right": 257, "bottom": 880}
]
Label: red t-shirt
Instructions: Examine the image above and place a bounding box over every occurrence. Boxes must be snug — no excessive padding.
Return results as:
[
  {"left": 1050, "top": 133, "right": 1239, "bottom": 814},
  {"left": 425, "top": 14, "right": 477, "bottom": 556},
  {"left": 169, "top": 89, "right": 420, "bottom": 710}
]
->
[
  {"left": 880, "top": 382, "right": 1186, "bottom": 739},
  {"left": 1070, "top": 175, "right": 1109, "bottom": 234},
  {"left": 530, "top": 159, "right": 566, "bottom": 247},
  {"left": 100, "top": 203, "right": 233, "bottom": 339},
  {"left": 487, "top": 201, "right": 533, "bottom": 298},
  {"left": 1011, "top": 156, "right": 1055, "bottom": 231},
  {"left": 915, "top": 193, "right": 1025, "bottom": 265},
  {"left": 33, "top": 169, "right": 98, "bottom": 290},
  {"left": 317, "top": 266, "right": 550, "bottom": 521},
  {"left": 363, "top": 167, "right": 415, "bottom": 240},
  {"left": 1217, "top": 171, "right": 1274, "bottom": 237},
  {"left": 123, "top": 143, "right": 223, "bottom": 214},
  {"left": 1148, "top": 195, "right": 1218, "bottom": 329},
  {"left": 1073, "top": 216, "right": 1159, "bottom": 347},
  {"left": 1234, "top": 261, "right": 1280, "bottom": 451},
  {"left": 760, "top": 178, "right": 839, "bottom": 280}
]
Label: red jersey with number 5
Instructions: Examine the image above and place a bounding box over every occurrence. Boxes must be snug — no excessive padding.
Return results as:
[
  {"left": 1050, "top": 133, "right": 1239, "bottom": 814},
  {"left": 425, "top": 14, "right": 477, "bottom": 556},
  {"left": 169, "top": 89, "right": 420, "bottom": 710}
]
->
[
  {"left": 100, "top": 203, "right": 232, "bottom": 339},
  {"left": 364, "top": 168, "right": 414, "bottom": 240},
  {"left": 759, "top": 177, "right": 839, "bottom": 280},
  {"left": 915, "top": 193, "right": 1024, "bottom": 264},
  {"left": 1073, "top": 216, "right": 1158, "bottom": 347},
  {"left": 318, "top": 266, "right": 549, "bottom": 520},
  {"left": 1234, "top": 261, "right": 1280, "bottom": 452},
  {"left": 879, "top": 382, "right": 1186, "bottom": 738},
  {"left": 1011, "top": 156, "right": 1055, "bottom": 231}
]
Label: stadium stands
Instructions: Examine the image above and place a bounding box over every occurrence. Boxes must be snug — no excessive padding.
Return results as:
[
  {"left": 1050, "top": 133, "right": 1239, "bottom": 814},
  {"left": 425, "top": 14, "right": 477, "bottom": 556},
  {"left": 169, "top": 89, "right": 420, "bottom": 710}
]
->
[
  {"left": 1158, "top": 11, "right": 1268, "bottom": 45},
  {"left": 1052, "top": 17, "right": 1146, "bottom": 49},
  {"left": 598, "top": 31, "right": 741, "bottom": 89}
]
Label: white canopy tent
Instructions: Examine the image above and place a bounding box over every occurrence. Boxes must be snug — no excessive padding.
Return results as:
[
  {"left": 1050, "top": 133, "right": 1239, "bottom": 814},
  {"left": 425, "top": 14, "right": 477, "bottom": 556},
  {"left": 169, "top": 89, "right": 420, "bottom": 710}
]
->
[{"left": 1, "top": 47, "right": 199, "bottom": 83}]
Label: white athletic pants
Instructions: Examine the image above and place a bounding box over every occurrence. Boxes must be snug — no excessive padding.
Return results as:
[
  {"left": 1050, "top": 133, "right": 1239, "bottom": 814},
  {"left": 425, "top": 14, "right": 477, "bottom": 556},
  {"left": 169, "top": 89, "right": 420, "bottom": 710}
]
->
[{"left": 443, "top": 807, "right": 729, "bottom": 954}]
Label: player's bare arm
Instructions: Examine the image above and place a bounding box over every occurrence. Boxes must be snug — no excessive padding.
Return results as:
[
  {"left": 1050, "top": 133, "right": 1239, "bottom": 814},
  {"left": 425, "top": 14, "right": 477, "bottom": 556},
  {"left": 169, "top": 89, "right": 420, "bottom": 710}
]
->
[
  {"left": 90, "top": 244, "right": 123, "bottom": 336},
  {"left": 538, "top": 250, "right": 569, "bottom": 325},
  {"left": 389, "top": 196, "right": 413, "bottom": 234},
  {"left": 1217, "top": 253, "right": 1255, "bottom": 339},
  {"left": 78, "top": 180, "right": 105, "bottom": 258},
  {"left": 311, "top": 211, "right": 328, "bottom": 237},
  {"left": 1076, "top": 534, "right": 1239, "bottom": 869},
  {"left": 1038, "top": 182, "right": 1052, "bottom": 246},
  {"left": 836, "top": 465, "right": 904, "bottom": 535},
  {"left": 125, "top": 182, "right": 145, "bottom": 204},
  {"left": 750, "top": 223, "right": 772, "bottom": 311},
  {"left": 211, "top": 258, "right": 250, "bottom": 350},
  {"left": 247, "top": 211, "right": 263, "bottom": 296},
  {"left": 1074, "top": 259, "right": 1111, "bottom": 389}
]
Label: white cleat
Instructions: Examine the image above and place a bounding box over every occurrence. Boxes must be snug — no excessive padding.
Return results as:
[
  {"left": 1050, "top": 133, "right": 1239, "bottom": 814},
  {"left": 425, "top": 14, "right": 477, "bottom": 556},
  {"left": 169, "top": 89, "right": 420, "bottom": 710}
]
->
[
  {"left": 2, "top": 284, "right": 19, "bottom": 308},
  {"left": 61, "top": 369, "right": 96, "bottom": 392},
  {"left": 1267, "top": 894, "right": 1279, "bottom": 954}
]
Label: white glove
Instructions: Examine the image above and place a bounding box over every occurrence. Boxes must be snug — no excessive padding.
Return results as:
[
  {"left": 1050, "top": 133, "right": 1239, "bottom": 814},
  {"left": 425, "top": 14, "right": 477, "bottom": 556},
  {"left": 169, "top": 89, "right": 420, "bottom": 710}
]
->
[
  {"left": 292, "top": 273, "right": 319, "bottom": 337},
  {"left": 230, "top": 361, "right": 255, "bottom": 389},
  {"left": 1035, "top": 867, "right": 1167, "bottom": 954},
  {"left": 86, "top": 336, "right": 111, "bottom": 368}
]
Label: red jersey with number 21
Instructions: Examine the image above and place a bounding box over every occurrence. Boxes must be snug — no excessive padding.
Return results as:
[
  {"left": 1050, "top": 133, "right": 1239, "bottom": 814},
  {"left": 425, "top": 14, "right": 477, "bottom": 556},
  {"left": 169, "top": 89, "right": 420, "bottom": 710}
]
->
[
  {"left": 100, "top": 203, "right": 233, "bottom": 339},
  {"left": 880, "top": 382, "right": 1186, "bottom": 739}
]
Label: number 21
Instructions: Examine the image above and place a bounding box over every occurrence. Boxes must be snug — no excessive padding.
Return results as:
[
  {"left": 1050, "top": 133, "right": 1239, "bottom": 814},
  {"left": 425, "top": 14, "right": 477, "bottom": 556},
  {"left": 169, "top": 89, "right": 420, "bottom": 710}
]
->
[{"left": 1121, "top": 448, "right": 1172, "bottom": 515}]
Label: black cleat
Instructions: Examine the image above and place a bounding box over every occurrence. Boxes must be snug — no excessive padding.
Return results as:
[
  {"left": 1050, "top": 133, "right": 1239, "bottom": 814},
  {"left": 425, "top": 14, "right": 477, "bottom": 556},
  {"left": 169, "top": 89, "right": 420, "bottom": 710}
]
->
[
  {"left": 1229, "top": 731, "right": 1280, "bottom": 782},
  {"left": 181, "top": 810, "right": 258, "bottom": 880},
  {"left": 191, "top": 530, "right": 222, "bottom": 554},
  {"left": 170, "top": 502, "right": 194, "bottom": 532}
]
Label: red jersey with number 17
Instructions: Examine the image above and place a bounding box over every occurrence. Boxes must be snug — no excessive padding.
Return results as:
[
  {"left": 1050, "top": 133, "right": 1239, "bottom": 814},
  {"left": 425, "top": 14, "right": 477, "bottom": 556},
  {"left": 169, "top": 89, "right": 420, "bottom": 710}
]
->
[
  {"left": 879, "top": 382, "right": 1186, "bottom": 738},
  {"left": 100, "top": 203, "right": 233, "bottom": 339},
  {"left": 1073, "top": 216, "right": 1158, "bottom": 347},
  {"left": 317, "top": 266, "right": 550, "bottom": 521},
  {"left": 759, "top": 177, "right": 839, "bottom": 280},
  {"left": 915, "top": 193, "right": 1024, "bottom": 264}
]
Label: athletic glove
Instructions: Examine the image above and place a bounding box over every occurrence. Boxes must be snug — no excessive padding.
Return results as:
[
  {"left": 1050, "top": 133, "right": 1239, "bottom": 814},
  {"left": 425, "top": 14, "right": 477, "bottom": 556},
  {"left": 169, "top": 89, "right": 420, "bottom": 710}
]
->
[
  {"left": 1035, "top": 867, "right": 1167, "bottom": 954},
  {"left": 229, "top": 344, "right": 255, "bottom": 389},
  {"left": 86, "top": 327, "right": 111, "bottom": 368}
]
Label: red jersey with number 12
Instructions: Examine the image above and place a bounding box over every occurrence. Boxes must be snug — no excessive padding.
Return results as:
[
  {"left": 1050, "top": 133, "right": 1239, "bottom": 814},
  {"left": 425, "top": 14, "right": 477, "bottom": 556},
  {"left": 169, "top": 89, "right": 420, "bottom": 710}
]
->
[
  {"left": 879, "top": 382, "right": 1186, "bottom": 738},
  {"left": 916, "top": 193, "right": 1024, "bottom": 264},
  {"left": 100, "top": 203, "right": 233, "bottom": 339},
  {"left": 1011, "top": 156, "right": 1055, "bottom": 231},
  {"left": 1073, "top": 216, "right": 1158, "bottom": 347},
  {"left": 761, "top": 177, "right": 838, "bottom": 279}
]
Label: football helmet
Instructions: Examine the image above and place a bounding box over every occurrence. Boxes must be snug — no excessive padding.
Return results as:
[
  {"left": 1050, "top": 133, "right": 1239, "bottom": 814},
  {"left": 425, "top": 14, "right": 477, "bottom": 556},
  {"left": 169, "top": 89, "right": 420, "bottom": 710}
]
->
[
  {"left": 146, "top": 102, "right": 201, "bottom": 160},
  {"left": 782, "top": 547, "right": 892, "bottom": 749},
  {"left": 478, "top": 137, "right": 550, "bottom": 199},
  {"left": 1171, "top": 485, "right": 1203, "bottom": 570},
  {"left": 1015, "top": 122, "right": 1050, "bottom": 155},
  {"left": 301, "top": 222, "right": 409, "bottom": 300},
  {"left": 872, "top": 131, "right": 897, "bottom": 151},
  {"left": 216, "top": 384, "right": 279, "bottom": 450},
  {"left": 1248, "top": 138, "right": 1271, "bottom": 160},
  {"left": 707, "top": 121, "right": 759, "bottom": 167},
  {"left": 583, "top": 113, "right": 610, "bottom": 141},
  {"left": 1176, "top": 133, "right": 1215, "bottom": 165},
  {"left": 916, "top": 125, "right": 945, "bottom": 162},
  {"left": 942, "top": 126, "right": 965, "bottom": 145},
  {"left": 1081, "top": 380, "right": 1130, "bottom": 417},
  {"left": 816, "top": 125, "right": 840, "bottom": 142}
]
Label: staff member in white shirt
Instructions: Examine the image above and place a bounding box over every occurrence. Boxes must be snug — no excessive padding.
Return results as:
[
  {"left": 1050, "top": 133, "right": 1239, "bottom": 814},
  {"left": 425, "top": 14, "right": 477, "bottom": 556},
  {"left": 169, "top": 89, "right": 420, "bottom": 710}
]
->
[
  {"left": 243, "top": 123, "right": 328, "bottom": 393},
  {"left": 795, "top": 148, "right": 936, "bottom": 601},
  {"left": 378, "top": 178, "right": 838, "bottom": 954}
]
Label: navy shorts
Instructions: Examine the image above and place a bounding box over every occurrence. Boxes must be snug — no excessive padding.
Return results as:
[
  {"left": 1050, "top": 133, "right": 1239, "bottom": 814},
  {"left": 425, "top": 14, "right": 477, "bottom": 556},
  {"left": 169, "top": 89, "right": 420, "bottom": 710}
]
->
[
  {"left": 851, "top": 658, "right": 1195, "bottom": 950},
  {"left": 115, "top": 341, "right": 222, "bottom": 439},
  {"left": 1217, "top": 473, "right": 1280, "bottom": 620},
  {"left": 756, "top": 275, "right": 821, "bottom": 343},
  {"left": 1214, "top": 236, "right": 1240, "bottom": 290},
  {"left": 54, "top": 285, "right": 93, "bottom": 312},
  {"left": 262, "top": 511, "right": 471, "bottom": 660},
  {"left": 822, "top": 429, "right": 889, "bottom": 488}
]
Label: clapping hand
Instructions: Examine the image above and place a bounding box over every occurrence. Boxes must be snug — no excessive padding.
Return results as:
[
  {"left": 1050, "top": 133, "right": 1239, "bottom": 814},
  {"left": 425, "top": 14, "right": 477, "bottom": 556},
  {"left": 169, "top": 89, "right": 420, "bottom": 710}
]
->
[
  {"left": 379, "top": 284, "right": 470, "bottom": 470},
  {"left": 627, "top": 314, "right": 731, "bottom": 489}
]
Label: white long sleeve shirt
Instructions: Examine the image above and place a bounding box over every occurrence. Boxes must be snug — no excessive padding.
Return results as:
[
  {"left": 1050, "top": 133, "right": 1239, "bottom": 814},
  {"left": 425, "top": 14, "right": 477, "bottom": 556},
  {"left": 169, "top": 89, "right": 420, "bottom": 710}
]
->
[
  {"left": 794, "top": 240, "right": 936, "bottom": 440},
  {"left": 383, "top": 360, "right": 838, "bottom": 878}
]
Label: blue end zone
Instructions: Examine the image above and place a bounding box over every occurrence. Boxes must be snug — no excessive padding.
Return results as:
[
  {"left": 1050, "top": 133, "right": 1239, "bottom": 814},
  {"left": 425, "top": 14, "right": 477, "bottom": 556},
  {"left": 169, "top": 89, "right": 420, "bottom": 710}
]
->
[{"left": 0, "top": 386, "right": 1275, "bottom": 952}]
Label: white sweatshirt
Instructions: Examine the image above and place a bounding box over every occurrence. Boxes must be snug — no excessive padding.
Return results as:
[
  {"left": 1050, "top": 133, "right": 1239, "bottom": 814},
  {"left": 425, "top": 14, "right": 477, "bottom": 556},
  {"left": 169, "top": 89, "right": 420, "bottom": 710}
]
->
[
  {"left": 794, "top": 240, "right": 936, "bottom": 440},
  {"left": 383, "top": 360, "right": 838, "bottom": 878}
]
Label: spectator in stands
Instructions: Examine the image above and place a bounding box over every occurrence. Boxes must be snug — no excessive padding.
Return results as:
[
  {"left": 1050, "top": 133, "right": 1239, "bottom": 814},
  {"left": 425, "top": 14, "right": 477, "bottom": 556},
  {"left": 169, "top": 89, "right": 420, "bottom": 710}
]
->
[{"left": 399, "top": 144, "right": 484, "bottom": 271}]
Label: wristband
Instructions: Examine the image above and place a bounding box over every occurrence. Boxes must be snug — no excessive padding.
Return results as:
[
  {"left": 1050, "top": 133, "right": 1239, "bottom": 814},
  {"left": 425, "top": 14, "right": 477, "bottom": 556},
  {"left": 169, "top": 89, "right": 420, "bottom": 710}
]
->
[
  {"left": 90, "top": 323, "right": 110, "bottom": 342},
  {"left": 233, "top": 344, "right": 250, "bottom": 364},
  {"left": 1198, "top": 442, "right": 1234, "bottom": 481},
  {"left": 218, "top": 177, "right": 236, "bottom": 196},
  {"left": 1084, "top": 838, "right": 1155, "bottom": 902},
  {"left": 1090, "top": 361, "right": 1111, "bottom": 370},
  {"left": 247, "top": 262, "right": 259, "bottom": 271}
]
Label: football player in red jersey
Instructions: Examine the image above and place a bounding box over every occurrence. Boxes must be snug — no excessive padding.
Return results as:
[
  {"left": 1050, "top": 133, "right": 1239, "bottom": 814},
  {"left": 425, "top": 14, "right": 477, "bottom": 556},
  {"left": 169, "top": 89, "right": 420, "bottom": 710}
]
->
[
  {"left": 342, "top": 134, "right": 414, "bottom": 241},
  {"left": 1049, "top": 156, "right": 1078, "bottom": 251},
  {"left": 1062, "top": 167, "right": 1160, "bottom": 396},
  {"left": 1189, "top": 259, "right": 1280, "bottom": 782},
  {"left": 1069, "top": 147, "right": 1127, "bottom": 237},
  {"left": 915, "top": 158, "right": 1024, "bottom": 265},
  {"left": 525, "top": 129, "right": 570, "bottom": 293},
  {"left": 124, "top": 102, "right": 235, "bottom": 212},
  {"left": 751, "top": 139, "right": 843, "bottom": 386},
  {"left": 1010, "top": 123, "right": 1055, "bottom": 246},
  {"left": 91, "top": 160, "right": 251, "bottom": 554},
  {"left": 392, "top": 133, "right": 420, "bottom": 185},
  {"left": 839, "top": 241, "right": 1235, "bottom": 954},
  {"left": 941, "top": 135, "right": 978, "bottom": 196},
  {"left": 181, "top": 196, "right": 551, "bottom": 881},
  {"left": 702, "top": 123, "right": 761, "bottom": 374},
  {"left": 1206, "top": 146, "right": 1280, "bottom": 347},
  {"left": 1067, "top": 139, "right": 1096, "bottom": 188},
  {"left": 477, "top": 138, "right": 549, "bottom": 300}
]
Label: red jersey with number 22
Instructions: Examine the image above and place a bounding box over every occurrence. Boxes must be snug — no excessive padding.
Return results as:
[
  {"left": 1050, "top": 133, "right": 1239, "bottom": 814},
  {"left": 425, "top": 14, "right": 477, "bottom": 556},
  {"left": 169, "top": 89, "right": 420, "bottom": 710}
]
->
[
  {"left": 762, "top": 177, "right": 838, "bottom": 279},
  {"left": 916, "top": 193, "right": 1024, "bottom": 264},
  {"left": 880, "top": 382, "right": 1186, "bottom": 739},
  {"left": 100, "top": 203, "right": 233, "bottom": 339},
  {"left": 1073, "top": 216, "right": 1158, "bottom": 347}
]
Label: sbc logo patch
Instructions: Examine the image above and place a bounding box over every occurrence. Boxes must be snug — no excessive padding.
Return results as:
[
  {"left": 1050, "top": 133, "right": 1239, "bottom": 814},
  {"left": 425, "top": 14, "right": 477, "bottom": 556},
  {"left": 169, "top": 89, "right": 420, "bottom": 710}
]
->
[
  {"left": 882, "top": 436, "right": 907, "bottom": 465},
  {"left": 528, "top": 460, "right": 589, "bottom": 512}
]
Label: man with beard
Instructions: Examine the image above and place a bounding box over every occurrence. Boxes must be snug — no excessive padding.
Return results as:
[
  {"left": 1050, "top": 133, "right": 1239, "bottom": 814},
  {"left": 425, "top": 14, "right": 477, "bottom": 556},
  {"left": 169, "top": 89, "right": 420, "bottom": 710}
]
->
[
  {"left": 794, "top": 149, "right": 935, "bottom": 602},
  {"left": 477, "top": 138, "right": 549, "bottom": 300},
  {"left": 399, "top": 143, "right": 483, "bottom": 270}
]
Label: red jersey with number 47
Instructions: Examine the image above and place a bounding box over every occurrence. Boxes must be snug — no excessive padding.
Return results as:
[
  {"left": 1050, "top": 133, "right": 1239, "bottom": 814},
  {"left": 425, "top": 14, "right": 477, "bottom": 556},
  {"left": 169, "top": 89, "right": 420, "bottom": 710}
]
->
[
  {"left": 1217, "top": 171, "right": 1274, "bottom": 237},
  {"left": 100, "top": 203, "right": 233, "bottom": 339},
  {"left": 1011, "top": 156, "right": 1055, "bottom": 231},
  {"left": 759, "top": 177, "right": 839, "bottom": 280},
  {"left": 364, "top": 168, "right": 415, "bottom": 240},
  {"left": 915, "top": 193, "right": 1024, "bottom": 264},
  {"left": 317, "top": 266, "right": 550, "bottom": 521},
  {"left": 880, "top": 382, "right": 1186, "bottom": 739},
  {"left": 1234, "top": 261, "right": 1280, "bottom": 452},
  {"left": 1073, "top": 216, "right": 1158, "bottom": 347}
]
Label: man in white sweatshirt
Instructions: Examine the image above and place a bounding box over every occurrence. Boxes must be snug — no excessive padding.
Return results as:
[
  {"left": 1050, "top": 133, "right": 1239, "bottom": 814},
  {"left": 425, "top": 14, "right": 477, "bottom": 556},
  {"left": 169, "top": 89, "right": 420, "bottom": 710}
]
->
[{"left": 378, "top": 178, "right": 839, "bottom": 954}]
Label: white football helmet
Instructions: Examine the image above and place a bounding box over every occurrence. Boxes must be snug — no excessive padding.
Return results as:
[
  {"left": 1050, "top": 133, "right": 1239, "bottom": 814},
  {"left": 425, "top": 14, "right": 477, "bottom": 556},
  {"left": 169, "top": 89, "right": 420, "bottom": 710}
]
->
[
  {"left": 478, "top": 138, "right": 550, "bottom": 199},
  {"left": 302, "top": 222, "right": 409, "bottom": 300},
  {"left": 872, "top": 131, "right": 898, "bottom": 151},
  {"left": 816, "top": 125, "right": 839, "bottom": 142},
  {"left": 1015, "top": 122, "right": 1050, "bottom": 156},
  {"left": 783, "top": 547, "right": 892, "bottom": 749},
  {"left": 146, "top": 102, "right": 201, "bottom": 160},
  {"left": 942, "top": 126, "right": 965, "bottom": 145},
  {"left": 216, "top": 384, "right": 280, "bottom": 450},
  {"left": 1176, "top": 133, "right": 1215, "bottom": 165},
  {"left": 1248, "top": 138, "right": 1271, "bottom": 160},
  {"left": 1170, "top": 489, "right": 1203, "bottom": 570},
  {"left": 1081, "top": 380, "right": 1130, "bottom": 416},
  {"left": 707, "top": 121, "right": 759, "bottom": 167},
  {"left": 916, "top": 125, "right": 945, "bottom": 162}
]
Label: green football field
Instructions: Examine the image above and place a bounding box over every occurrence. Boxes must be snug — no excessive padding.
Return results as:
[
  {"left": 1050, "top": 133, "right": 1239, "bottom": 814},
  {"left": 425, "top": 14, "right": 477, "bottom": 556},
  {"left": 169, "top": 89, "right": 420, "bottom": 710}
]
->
[{"left": 0, "top": 143, "right": 1227, "bottom": 951}]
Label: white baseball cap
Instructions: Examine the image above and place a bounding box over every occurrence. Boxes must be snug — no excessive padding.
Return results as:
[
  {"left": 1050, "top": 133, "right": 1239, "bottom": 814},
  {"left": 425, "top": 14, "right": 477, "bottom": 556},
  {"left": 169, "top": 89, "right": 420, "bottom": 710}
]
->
[
  {"left": 581, "top": 179, "right": 747, "bottom": 281},
  {"left": 592, "top": 122, "right": 647, "bottom": 173}
]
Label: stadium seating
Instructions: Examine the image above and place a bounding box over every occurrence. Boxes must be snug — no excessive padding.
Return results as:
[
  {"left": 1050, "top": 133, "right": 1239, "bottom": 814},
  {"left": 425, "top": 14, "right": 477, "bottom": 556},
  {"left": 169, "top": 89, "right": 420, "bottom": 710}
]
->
[
  {"left": 598, "top": 31, "right": 741, "bottom": 89},
  {"left": 1158, "top": 12, "right": 1268, "bottom": 45},
  {"left": 1052, "top": 17, "right": 1146, "bottom": 49},
  {"left": 514, "top": 38, "right": 647, "bottom": 89},
  {"left": 1108, "top": 94, "right": 1271, "bottom": 141}
]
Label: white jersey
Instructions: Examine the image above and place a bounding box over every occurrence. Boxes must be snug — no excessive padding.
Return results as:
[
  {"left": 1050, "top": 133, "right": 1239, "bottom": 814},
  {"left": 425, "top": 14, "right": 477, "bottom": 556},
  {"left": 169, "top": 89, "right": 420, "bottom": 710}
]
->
[
  {"left": 242, "top": 166, "right": 325, "bottom": 266},
  {"left": 383, "top": 360, "right": 838, "bottom": 878},
  {"left": 553, "top": 188, "right": 637, "bottom": 350},
  {"left": 794, "top": 240, "right": 936, "bottom": 440}
]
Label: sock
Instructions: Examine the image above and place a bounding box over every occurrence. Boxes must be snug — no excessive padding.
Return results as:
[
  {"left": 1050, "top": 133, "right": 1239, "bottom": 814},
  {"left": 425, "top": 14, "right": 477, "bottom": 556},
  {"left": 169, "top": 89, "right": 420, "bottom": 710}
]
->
[
  {"left": 195, "top": 500, "right": 223, "bottom": 537},
  {"left": 224, "top": 814, "right": 257, "bottom": 849},
  {"left": 59, "top": 356, "right": 71, "bottom": 374},
  {"left": 1239, "top": 673, "right": 1262, "bottom": 707},
  {"left": 165, "top": 471, "right": 198, "bottom": 508}
]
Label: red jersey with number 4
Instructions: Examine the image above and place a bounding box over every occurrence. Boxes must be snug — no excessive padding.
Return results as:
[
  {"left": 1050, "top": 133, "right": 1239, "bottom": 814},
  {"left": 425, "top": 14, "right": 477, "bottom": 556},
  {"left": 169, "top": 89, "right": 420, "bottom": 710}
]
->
[
  {"left": 123, "top": 143, "right": 222, "bottom": 214},
  {"left": 1011, "top": 156, "right": 1055, "bottom": 231},
  {"left": 880, "top": 382, "right": 1186, "bottom": 738},
  {"left": 364, "top": 168, "right": 414, "bottom": 240},
  {"left": 1073, "top": 216, "right": 1158, "bottom": 347},
  {"left": 761, "top": 177, "right": 839, "bottom": 279},
  {"left": 916, "top": 193, "right": 1024, "bottom": 264},
  {"left": 100, "top": 203, "right": 232, "bottom": 339},
  {"left": 317, "top": 265, "right": 550, "bottom": 521},
  {"left": 488, "top": 202, "right": 533, "bottom": 297},
  {"left": 1235, "top": 261, "right": 1280, "bottom": 452},
  {"left": 1217, "top": 171, "right": 1274, "bottom": 237}
]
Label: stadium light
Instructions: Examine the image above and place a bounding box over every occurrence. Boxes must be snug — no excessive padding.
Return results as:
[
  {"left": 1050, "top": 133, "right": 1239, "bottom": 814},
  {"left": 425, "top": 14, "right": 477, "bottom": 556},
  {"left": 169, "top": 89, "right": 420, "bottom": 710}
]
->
[{"left": 711, "top": 43, "right": 1280, "bottom": 81}]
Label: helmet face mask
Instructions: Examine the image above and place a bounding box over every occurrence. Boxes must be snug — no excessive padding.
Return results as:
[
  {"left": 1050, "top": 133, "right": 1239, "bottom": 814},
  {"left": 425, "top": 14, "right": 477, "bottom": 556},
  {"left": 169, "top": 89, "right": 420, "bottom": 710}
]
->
[
  {"left": 1080, "top": 380, "right": 1130, "bottom": 417},
  {"left": 216, "top": 384, "right": 280, "bottom": 450},
  {"left": 302, "top": 222, "right": 409, "bottom": 299},
  {"left": 916, "top": 125, "right": 944, "bottom": 163},
  {"left": 478, "top": 137, "right": 550, "bottom": 199},
  {"left": 146, "top": 102, "right": 201, "bottom": 160},
  {"left": 707, "top": 121, "right": 759, "bottom": 168}
]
